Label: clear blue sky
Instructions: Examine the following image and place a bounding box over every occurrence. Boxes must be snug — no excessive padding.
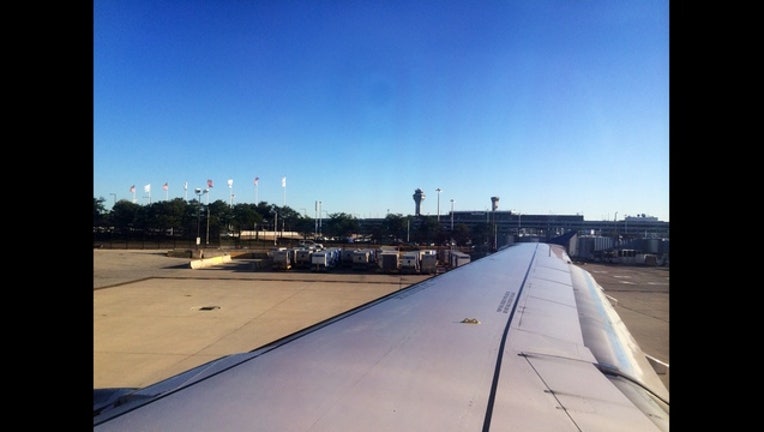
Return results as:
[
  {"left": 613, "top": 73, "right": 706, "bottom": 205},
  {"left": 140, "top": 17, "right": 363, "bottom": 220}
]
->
[{"left": 94, "top": 0, "right": 669, "bottom": 222}]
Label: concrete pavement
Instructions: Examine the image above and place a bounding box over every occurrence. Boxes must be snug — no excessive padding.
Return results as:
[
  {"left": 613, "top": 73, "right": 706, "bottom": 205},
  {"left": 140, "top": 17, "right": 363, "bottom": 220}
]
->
[
  {"left": 94, "top": 249, "right": 432, "bottom": 389},
  {"left": 93, "top": 249, "right": 669, "bottom": 391}
]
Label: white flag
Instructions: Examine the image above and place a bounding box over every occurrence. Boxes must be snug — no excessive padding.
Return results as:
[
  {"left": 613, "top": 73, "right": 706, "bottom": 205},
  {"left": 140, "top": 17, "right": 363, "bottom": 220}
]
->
[
  {"left": 227, "top": 179, "right": 233, "bottom": 188},
  {"left": 144, "top": 184, "right": 151, "bottom": 193},
  {"left": 281, "top": 176, "right": 286, "bottom": 188}
]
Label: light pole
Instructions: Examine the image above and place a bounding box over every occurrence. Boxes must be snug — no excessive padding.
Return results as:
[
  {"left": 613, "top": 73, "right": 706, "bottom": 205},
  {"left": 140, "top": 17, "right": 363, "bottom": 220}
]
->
[
  {"left": 314, "top": 201, "right": 319, "bottom": 239},
  {"left": 518, "top": 212, "right": 522, "bottom": 233},
  {"left": 271, "top": 208, "right": 278, "bottom": 246},
  {"left": 321, "top": 210, "right": 329, "bottom": 238},
  {"left": 450, "top": 199, "right": 454, "bottom": 230},
  {"left": 109, "top": 193, "right": 116, "bottom": 207},
  {"left": 436, "top": 188, "right": 441, "bottom": 223},
  {"left": 318, "top": 201, "right": 323, "bottom": 238},
  {"left": 512, "top": 210, "right": 521, "bottom": 236},
  {"left": 195, "top": 188, "right": 203, "bottom": 247},
  {"left": 491, "top": 196, "right": 499, "bottom": 251}
]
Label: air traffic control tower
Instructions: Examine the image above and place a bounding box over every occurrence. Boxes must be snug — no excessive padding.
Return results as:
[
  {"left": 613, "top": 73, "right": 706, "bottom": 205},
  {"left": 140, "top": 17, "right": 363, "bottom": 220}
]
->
[{"left": 413, "top": 188, "right": 425, "bottom": 216}]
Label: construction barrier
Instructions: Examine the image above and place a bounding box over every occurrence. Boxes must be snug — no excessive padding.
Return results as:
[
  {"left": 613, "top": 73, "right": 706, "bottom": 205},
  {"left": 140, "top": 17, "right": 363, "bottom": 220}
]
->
[{"left": 189, "top": 254, "right": 232, "bottom": 269}]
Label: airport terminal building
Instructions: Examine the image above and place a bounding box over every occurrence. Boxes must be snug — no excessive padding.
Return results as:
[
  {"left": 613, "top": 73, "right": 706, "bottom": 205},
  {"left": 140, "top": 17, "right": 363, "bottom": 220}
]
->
[
  {"left": 443, "top": 211, "right": 668, "bottom": 239},
  {"left": 356, "top": 210, "right": 669, "bottom": 263}
]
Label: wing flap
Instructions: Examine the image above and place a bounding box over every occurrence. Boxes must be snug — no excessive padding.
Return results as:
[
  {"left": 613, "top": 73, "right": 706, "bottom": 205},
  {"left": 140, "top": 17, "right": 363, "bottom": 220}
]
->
[{"left": 493, "top": 352, "right": 664, "bottom": 431}]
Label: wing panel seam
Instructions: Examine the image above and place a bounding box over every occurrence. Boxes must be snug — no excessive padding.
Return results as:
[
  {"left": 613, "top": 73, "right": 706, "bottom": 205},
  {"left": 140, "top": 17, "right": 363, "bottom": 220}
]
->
[{"left": 481, "top": 243, "right": 539, "bottom": 431}]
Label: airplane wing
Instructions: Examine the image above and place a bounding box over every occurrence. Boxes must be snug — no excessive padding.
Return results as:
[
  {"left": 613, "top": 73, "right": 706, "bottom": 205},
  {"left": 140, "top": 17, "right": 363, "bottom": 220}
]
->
[{"left": 93, "top": 242, "right": 669, "bottom": 431}]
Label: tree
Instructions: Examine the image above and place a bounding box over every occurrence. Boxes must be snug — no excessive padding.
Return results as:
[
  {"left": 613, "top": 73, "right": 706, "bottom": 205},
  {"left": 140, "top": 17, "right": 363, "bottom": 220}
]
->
[
  {"left": 324, "top": 212, "right": 359, "bottom": 240},
  {"left": 292, "top": 216, "right": 315, "bottom": 239},
  {"left": 255, "top": 202, "right": 273, "bottom": 220},
  {"left": 470, "top": 222, "right": 492, "bottom": 247},
  {"left": 230, "top": 203, "right": 263, "bottom": 234},
  {"left": 185, "top": 198, "right": 204, "bottom": 240},
  {"left": 382, "top": 213, "right": 406, "bottom": 243},
  {"left": 206, "top": 200, "right": 230, "bottom": 242},
  {"left": 365, "top": 218, "right": 387, "bottom": 243},
  {"left": 413, "top": 216, "right": 439, "bottom": 245},
  {"left": 276, "top": 206, "right": 302, "bottom": 232},
  {"left": 144, "top": 198, "right": 187, "bottom": 236},
  {"left": 110, "top": 200, "right": 142, "bottom": 234},
  {"left": 452, "top": 223, "right": 471, "bottom": 246},
  {"left": 94, "top": 197, "right": 108, "bottom": 227}
]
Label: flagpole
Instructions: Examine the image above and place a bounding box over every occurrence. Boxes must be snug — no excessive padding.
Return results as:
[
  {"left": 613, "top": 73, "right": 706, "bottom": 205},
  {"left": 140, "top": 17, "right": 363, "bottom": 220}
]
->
[
  {"left": 205, "top": 189, "right": 210, "bottom": 245},
  {"left": 206, "top": 179, "right": 214, "bottom": 202}
]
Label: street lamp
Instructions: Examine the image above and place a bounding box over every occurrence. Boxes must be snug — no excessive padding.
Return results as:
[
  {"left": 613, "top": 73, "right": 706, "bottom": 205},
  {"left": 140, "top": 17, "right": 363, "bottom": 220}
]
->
[
  {"left": 511, "top": 210, "right": 521, "bottom": 236},
  {"left": 109, "top": 193, "right": 116, "bottom": 207},
  {"left": 436, "top": 188, "right": 441, "bottom": 223}
]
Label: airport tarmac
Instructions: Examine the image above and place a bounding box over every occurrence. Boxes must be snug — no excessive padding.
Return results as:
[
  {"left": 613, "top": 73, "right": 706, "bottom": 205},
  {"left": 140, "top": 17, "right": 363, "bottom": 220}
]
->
[{"left": 93, "top": 249, "right": 669, "bottom": 392}]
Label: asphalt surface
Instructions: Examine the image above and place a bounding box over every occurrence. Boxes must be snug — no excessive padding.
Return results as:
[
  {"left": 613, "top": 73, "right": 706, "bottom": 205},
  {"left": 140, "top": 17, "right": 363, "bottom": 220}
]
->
[{"left": 93, "top": 249, "right": 669, "bottom": 392}]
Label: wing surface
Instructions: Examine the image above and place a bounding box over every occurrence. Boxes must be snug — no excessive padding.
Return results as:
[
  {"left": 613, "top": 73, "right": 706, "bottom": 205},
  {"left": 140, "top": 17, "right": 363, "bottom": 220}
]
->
[{"left": 94, "top": 242, "right": 668, "bottom": 431}]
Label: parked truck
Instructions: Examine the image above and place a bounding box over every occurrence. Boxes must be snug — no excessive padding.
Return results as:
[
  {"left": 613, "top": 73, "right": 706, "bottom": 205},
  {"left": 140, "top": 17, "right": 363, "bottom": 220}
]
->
[
  {"left": 420, "top": 250, "right": 438, "bottom": 274},
  {"left": 352, "top": 249, "right": 375, "bottom": 271},
  {"left": 294, "top": 248, "right": 314, "bottom": 269},
  {"left": 378, "top": 250, "right": 400, "bottom": 273},
  {"left": 399, "top": 251, "right": 421, "bottom": 273},
  {"left": 312, "top": 248, "right": 340, "bottom": 272},
  {"left": 450, "top": 251, "right": 471, "bottom": 268},
  {"left": 270, "top": 248, "right": 294, "bottom": 271}
]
